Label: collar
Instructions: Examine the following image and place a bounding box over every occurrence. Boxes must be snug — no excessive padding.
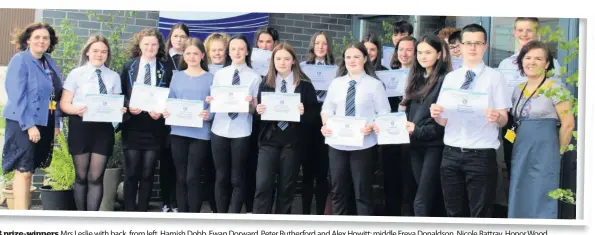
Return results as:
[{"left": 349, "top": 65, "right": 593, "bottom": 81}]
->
[
  {"left": 462, "top": 61, "right": 486, "bottom": 77},
  {"left": 276, "top": 72, "right": 294, "bottom": 84},
  {"left": 315, "top": 59, "right": 326, "bottom": 65},
  {"left": 169, "top": 48, "right": 182, "bottom": 58},
  {"left": 229, "top": 63, "right": 248, "bottom": 72},
  {"left": 85, "top": 62, "right": 106, "bottom": 71},
  {"left": 139, "top": 57, "right": 157, "bottom": 68}
]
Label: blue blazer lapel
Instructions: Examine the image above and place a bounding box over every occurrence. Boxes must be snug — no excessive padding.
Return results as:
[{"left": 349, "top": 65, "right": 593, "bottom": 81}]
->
[
  {"left": 128, "top": 58, "right": 139, "bottom": 87},
  {"left": 157, "top": 61, "right": 166, "bottom": 87}
]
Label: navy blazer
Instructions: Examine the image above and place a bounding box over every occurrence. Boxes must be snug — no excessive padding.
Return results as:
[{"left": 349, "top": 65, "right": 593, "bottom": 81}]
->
[
  {"left": 116, "top": 57, "right": 172, "bottom": 132},
  {"left": 3, "top": 49, "right": 63, "bottom": 131}
]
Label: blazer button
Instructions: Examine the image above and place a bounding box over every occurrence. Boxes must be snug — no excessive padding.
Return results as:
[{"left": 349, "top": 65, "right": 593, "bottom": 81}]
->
[
  {"left": 37, "top": 108, "right": 40, "bottom": 111},
  {"left": 12, "top": 112, "right": 15, "bottom": 114}
]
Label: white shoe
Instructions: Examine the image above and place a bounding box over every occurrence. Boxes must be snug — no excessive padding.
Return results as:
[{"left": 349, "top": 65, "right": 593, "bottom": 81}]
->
[
  {"left": 161, "top": 205, "right": 170, "bottom": 212},
  {"left": 172, "top": 208, "right": 179, "bottom": 213}
]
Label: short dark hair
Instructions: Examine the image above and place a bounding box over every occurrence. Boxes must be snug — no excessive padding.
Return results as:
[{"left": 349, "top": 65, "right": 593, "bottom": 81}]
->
[
  {"left": 255, "top": 26, "right": 279, "bottom": 43},
  {"left": 514, "top": 17, "right": 540, "bottom": 28},
  {"left": 12, "top": 22, "right": 59, "bottom": 53},
  {"left": 461, "top": 23, "right": 487, "bottom": 42},
  {"left": 517, "top": 40, "right": 555, "bottom": 77},
  {"left": 448, "top": 30, "right": 461, "bottom": 44},
  {"left": 393, "top": 20, "right": 414, "bottom": 35}
]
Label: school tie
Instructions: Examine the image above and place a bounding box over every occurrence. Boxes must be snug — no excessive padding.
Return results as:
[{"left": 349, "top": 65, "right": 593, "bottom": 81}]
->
[
  {"left": 345, "top": 80, "right": 357, "bottom": 116},
  {"left": 460, "top": 70, "right": 475, "bottom": 90},
  {"left": 229, "top": 69, "right": 240, "bottom": 120},
  {"left": 277, "top": 80, "right": 289, "bottom": 131},
  {"left": 144, "top": 63, "right": 151, "bottom": 85},
  {"left": 96, "top": 69, "right": 107, "bottom": 94},
  {"left": 315, "top": 61, "right": 326, "bottom": 98}
]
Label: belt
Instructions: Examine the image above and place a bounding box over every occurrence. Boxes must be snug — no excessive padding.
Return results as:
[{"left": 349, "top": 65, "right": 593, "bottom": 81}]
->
[{"left": 445, "top": 145, "right": 493, "bottom": 153}]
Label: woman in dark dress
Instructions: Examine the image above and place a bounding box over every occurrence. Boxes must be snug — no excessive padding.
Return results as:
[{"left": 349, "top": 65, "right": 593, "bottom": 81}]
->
[
  {"left": 118, "top": 28, "right": 173, "bottom": 212},
  {"left": 2, "top": 22, "right": 63, "bottom": 210}
]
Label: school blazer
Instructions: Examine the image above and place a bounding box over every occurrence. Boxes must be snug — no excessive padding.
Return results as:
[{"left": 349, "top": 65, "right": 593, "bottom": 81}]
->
[
  {"left": 3, "top": 50, "right": 63, "bottom": 131},
  {"left": 116, "top": 57, "right": 172, "bottom": 133},
  {"left": 404, "top": 74, "right": 446, "bottom": 147},
  {"left": 255, "top": 78, "right": 318, "bottom": 144}
]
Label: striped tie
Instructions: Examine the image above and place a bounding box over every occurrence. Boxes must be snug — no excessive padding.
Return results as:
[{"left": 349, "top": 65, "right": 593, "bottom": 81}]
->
[
  {"left": 229, "top": 69, "right": 240, "bottom": 120},
  {"left": 345, "top": 80, "right": 357, "bottom": 116},
  {"left": 144, "top": 63, "right": 151, "bottom": 85},
  {"left": 277, "top": 80, "right": 289, "bottom": 131},
  {"left": 96, "top": 69, "right": 107, "bottom": 94},
  {"left": 460, "top": 70, "right": 475, "bottom": 89},
  {"left": 315, "top": 61, "right": 326, "bottom": 99}
]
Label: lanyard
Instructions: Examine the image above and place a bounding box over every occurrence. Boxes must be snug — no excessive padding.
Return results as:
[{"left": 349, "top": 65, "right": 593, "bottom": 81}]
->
[{"left": 512, "top": 78, "right": 546, "bottom": 128}]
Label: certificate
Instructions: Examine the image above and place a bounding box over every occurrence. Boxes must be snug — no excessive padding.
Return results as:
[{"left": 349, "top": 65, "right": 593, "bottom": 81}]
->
[
  {"left": 381, "top": 46, "right": 394, "bottom": 69},
  {"left": 129, "top": 83, "right": 170, "bottom": 112},
  {"left": 324, "top": 116, "right": 367, "bottom": 147},
  {"left": 436, "top": 88, "right": 488, "bottom": 121},
  {"left": 260, "top": 92, "right": 301, "bottom": 122},
  {"left": 300, "top": 64, "right": 338, "bottom": 91},
  {"left": 251, "top": 48, "right": 272, "bottom": 76},
  {"left": 82, "top": 94, "right": 124, "bottom": 123},
  {"left": 375, "top": 112, "right": 410, "bottom": 145},
  {"left": 210, "top": 85, "right": 250, "bottom": 113},
  {"left": 165, "top": 99, "right": 204, "bottom": 128},
  {"left": 377, "top": 69, "right": 409, "bottom": 97},
  {"left": 497, "top": 68, "right": 524, "bottom": 98}
]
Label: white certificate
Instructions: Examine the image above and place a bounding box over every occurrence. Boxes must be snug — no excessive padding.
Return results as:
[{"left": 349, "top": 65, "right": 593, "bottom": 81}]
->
[
  {"left": 210, "top": 85, "right": 250, "bottom": 113},
  {"left": 377, "top": 69, "right": 409, "bottom": 97},
  {"left": 251, "top": 48, "right": 272, "bottom": 76},
  {"left": 324, "top": 116, "right": 367, "bottom": 147},
  {"left": 129, "top": 82, "right": 170, "bottom": 113},
  {"left": 437, "top": 88, "right": 488, "bottom": 121},
  {"left": 382, "top": 46, "right": 394, "bottom": 69},
  {"left": 375, "top": 112, "right": 410, "bottom": 145},
  {"left": 82, "top": 94, "right": 124, "bottom": 123},
  {"left": 300, "top": 64, "right": 338, "bottom": 91},
  {"left": 260, "top": 92, "right": 301, "bottom": 122},
  {"left": 165, "top": 99, "right": 204, "bottom": 128},
  {"left": 497, "top": 68, "right": 525, "bottom": 98}
]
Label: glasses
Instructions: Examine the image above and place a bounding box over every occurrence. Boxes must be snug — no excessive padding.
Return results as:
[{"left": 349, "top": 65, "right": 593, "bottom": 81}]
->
[
  {"left": 449, "top": 45, "right": 460, "bottom": 50},
  {"left": 462, "top": 41, "right": 486, "bottom": 47}
]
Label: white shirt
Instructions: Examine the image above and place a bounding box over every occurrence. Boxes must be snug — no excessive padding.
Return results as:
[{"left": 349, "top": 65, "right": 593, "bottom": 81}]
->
[
  {"left": 498, "top": 52, "right": 562, "bottom": 99},
  {"left": 211, "top": 63, "right": 261, "bottom": 138},
  {"left": 136, "top": 58, "right": 157, "bottom": 86},
  {"left": 275, "top": 72, "right": 295, "bottom": 93},
  {"left": 63, "top": 62, "right": 122, "bottom": 105},
  {"left": 440, "top": 62, "right": 511, "bottom": 150},
  {"left": 321, "top": 73, "right": 391, "bottom": 151}
]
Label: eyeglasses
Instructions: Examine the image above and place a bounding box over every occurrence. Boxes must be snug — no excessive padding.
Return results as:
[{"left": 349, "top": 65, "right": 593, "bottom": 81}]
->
[
  {"left": 449, "top": 45, "right": 460, "bottom": 50},
  {"left": 461, "top": 41, "right": 486, "bottom": 47}
]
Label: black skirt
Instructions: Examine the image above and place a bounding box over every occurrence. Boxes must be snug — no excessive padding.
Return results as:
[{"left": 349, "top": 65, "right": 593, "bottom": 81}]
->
[
  {"left": 67, "top": 115, "right": 115, "bottom": 156},
  {"left": 120, "top": 112, "right": 166, "bottom": 151},
  {"left": 2, "top": 112, "right": 55, "bottom": 173}
]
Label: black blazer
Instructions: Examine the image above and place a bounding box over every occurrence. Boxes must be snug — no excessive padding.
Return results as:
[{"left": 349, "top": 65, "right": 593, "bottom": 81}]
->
[
  {"left": 116, "top": 57, "right": 173, "bottom": 133},
  {"left": 404, "top": 74, "right": 446, "bottom": 147},
  {"left": 164, "top": 54, "right": 182, "bottom": 73},
  {"left": 255, "top": 77, "right": 318, "bottom": 144}
]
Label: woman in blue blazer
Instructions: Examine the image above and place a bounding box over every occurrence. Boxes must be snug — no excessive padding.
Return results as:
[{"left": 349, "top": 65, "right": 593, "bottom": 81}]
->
[{"left": 2, "top": 22, "right": 63, "bottom": 210}]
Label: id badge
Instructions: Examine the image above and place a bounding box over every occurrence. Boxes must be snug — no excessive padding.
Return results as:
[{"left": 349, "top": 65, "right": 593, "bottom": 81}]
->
[{"left": 504, "top": 129, "right": 516, "bottom": 143}]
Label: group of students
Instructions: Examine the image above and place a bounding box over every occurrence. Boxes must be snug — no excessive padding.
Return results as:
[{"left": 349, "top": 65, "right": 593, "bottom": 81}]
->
[{"left": 1, "top": 16, "right": 574, "bottom": 219}]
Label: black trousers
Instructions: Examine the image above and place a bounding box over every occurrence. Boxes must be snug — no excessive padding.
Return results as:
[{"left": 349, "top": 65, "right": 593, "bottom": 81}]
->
[
  {"left": 211, "top": 133, "right": 250, "bottom": 213},
  {"left": 253, "top": 141, "right": 301, "bottom": 214},
  {"left": 440, "top": 145, "right": 498, "bottom": 217},
  {"left": 170, "top": 135, "right": 210, "bottom": 213},
  {"left": 380, "top": 144, "right": 415, "bottom": 216},
  {"left": 244, "top": 120, "right": 260, "bottom": 213},
  {"left": 328, "top": 145, "right": 377, "bottom": 215},
  {"left": 160, "top": 145, "right": 177, "bottom": 209},
  {"left": 410, "top": 146, "right": 446, "bottom": 217},
  {"left": 202, "top": 144, "right": 218, "bottom": 212},
  {"left": 301, "top": 104, "right": 329, "bottom": 215}
]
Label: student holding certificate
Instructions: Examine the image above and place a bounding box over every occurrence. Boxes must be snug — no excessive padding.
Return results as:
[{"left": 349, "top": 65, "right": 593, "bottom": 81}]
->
[
  {"left": 507, "top": 41, "right": 574, "bottom": 219},
  {"left": 159, "top": 23, "right": 189, "bottom": 213},
  {"left": 207, "top": 35, "right": 260, "bottom": 213},
  {"left": 252, "top": 43, "right": 317, "bottom": 214},
  {"left": 320, "top": 42, "right": 391, "bottom": 215},
  {"left": 386, "top": 35, "right": 417, "bottom": 216},
  {"left": 59, "top": 34, "right": 126, "bottom": 211},
  {"left": 300, "top": 31, "right": 336, "bottom": 215},
  {"left": 430, "top": 24, "right": 511, "bottom": 218},
  {"left": 245, "top": 26, "right": 280, "bottom": 214},
  {"left": 399, "top": 33, "right": 450, "bottom": 217},
  {"left": 161, "top": 38, "right": 213, "bottom": 213},
  {"left": 119, "top": 28, "right": 173, "bottom": 212}
]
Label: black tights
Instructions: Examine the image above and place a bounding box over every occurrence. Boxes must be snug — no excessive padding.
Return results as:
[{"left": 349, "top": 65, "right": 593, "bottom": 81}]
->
[
  {"left": 73, "top": 153, "right": 108, "bottom": 211},
  {"left": 124, "top": 149, "right": 159, "bottom": 211}
]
